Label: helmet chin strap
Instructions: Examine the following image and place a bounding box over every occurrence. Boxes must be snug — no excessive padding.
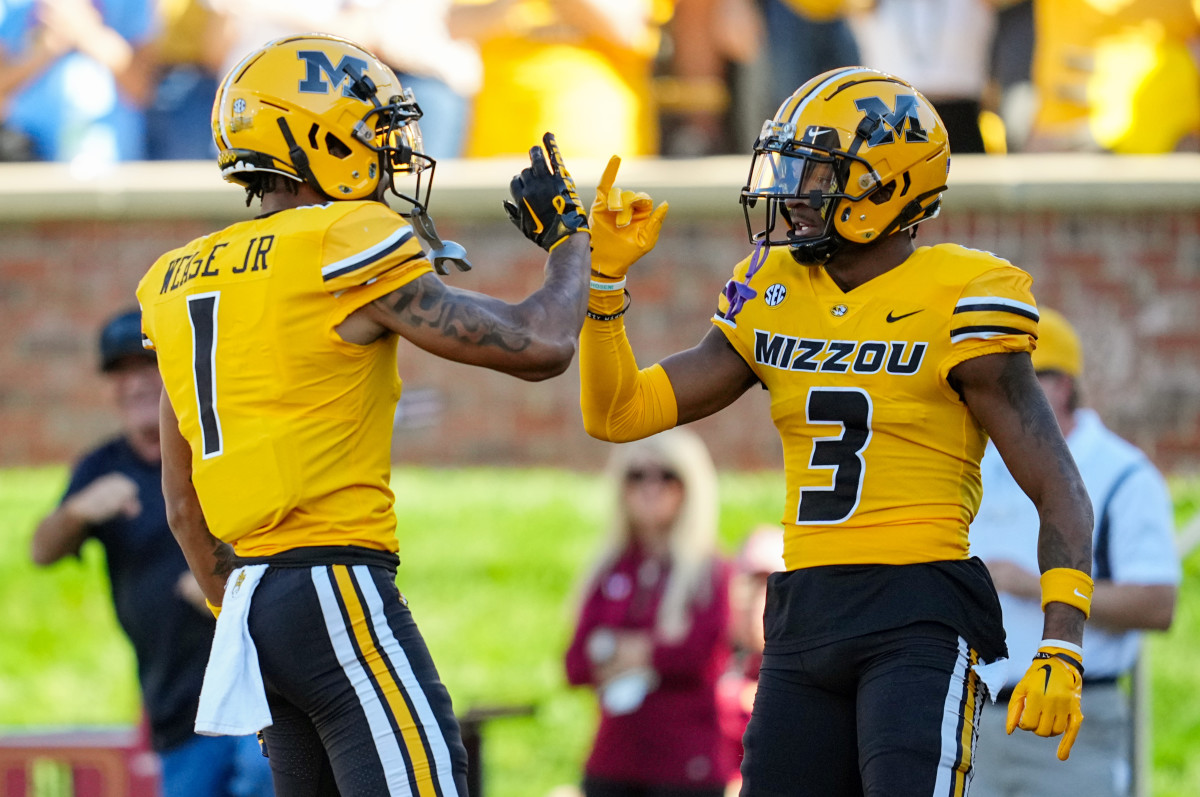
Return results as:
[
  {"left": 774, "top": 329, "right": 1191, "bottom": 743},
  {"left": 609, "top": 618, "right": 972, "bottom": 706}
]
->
[
  {"left": 788, "top": 233, "right": 843, "bottom": 266},
  {"left": 276, "top": 117, "right": 328, "bottom": 198},
  {"left": 786, "top": 196, "right": 844, "bottom": 266}
]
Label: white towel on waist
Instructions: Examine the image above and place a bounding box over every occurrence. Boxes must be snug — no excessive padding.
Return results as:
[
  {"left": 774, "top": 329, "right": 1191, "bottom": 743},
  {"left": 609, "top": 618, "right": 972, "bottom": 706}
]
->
[
  {"left": 195, "top": 564, "right": 273, "bottom": 736},
  {"left": 972, "top": 657, "right": 1011, "bottom": 702}
]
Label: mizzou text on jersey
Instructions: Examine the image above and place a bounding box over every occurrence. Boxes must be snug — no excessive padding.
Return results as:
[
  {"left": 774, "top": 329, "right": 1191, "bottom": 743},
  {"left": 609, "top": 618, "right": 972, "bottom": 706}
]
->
[{"left": 713, "top": 243, "right": 1038, "bottom": 570}]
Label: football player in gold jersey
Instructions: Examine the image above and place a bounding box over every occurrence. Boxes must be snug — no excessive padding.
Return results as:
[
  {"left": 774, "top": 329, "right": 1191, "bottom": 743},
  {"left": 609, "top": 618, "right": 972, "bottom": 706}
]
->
[
  {"left": 136, "top": 34, "right": 591, "bottom": 797},
  {"left": 578, "top": 68, "right": 1095, "bottom": 796}
]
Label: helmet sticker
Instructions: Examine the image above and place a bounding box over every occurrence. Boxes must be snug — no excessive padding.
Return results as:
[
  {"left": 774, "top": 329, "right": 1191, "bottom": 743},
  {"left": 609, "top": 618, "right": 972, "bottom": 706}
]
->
[
  {"left": 853, "top": 96, "right": 929, "bottom": 146},
  {"left": 296, "top": 50, "right": 371, "bottom": 97}
]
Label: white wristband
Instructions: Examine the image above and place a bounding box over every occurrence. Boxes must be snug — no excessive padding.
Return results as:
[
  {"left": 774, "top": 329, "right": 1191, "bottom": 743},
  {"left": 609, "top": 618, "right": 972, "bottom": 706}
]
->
[
  {"left": 1040, "top": 639, "right": 1084, "bottom": 658},
  {"left": 590, "top": 277, "right": 626, "bottom": 292}
]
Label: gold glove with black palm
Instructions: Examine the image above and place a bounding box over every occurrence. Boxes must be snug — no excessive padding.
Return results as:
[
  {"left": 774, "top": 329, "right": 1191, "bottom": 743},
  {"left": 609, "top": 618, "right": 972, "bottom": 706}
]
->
[{"left": 504, "top": 132, "right": 589, "bottom": 251}]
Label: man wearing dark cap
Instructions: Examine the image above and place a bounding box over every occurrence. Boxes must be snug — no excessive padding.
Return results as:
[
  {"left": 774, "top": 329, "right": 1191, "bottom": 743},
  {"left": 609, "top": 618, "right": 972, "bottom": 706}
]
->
[{"left": 31, "top": 309, "right": 273, "bottom": 797}]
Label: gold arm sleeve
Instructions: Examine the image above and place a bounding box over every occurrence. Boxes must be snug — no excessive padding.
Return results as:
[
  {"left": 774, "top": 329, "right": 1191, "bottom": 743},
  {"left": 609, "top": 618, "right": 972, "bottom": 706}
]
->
[{"left": 579, "top": 315, "right": 679, "bottom": 442}]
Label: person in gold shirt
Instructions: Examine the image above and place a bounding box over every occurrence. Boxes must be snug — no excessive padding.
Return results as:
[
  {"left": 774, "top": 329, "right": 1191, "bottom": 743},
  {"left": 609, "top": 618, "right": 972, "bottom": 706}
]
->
[
  {"left": 457, "top": 0, "right": 672, "bottom": 158},
  {"left": 1029, "top": 0, "right": 1200, "bottom": 152},
  {"left": 137, "top": 33, "right": 592, "bottom": 796},
  {"left": 578, "top": 67, "right": 1095, "bottom": 795}
]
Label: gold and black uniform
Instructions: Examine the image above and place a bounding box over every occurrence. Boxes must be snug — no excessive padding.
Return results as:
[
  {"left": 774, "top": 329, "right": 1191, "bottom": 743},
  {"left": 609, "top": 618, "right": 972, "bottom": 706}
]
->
[
  {"left": 714, "top": 243, "right": 1038, "bottom": 797},
  {"left": 139, "top": 201, "right": 430, "bottom": 557},
  {"left": 138, "top": 201, "right": 467, "bottom": 797}
]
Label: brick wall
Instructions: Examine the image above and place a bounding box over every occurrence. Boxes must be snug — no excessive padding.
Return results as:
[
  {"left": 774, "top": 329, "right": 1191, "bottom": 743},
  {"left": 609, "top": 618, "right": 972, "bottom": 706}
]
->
[{"left": 2, "top": 156, "right": 1198, "bottom": 473}]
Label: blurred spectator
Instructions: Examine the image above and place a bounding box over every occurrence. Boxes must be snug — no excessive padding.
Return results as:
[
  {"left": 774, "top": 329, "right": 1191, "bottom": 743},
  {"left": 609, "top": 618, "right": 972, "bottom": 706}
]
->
[
  {"left": 205, "top": 0, "right": 478, "bottom": 159},
  {"left": 145, "top": 0, "right": 221, "bottom": 160},
  {"left": 657, "top": 0, "right": 762, "bottom": 156},
  {"left": 0, "top": 0, "right": 158, "bottom": 167},
  {"left": 850, "top": 0, "right": 996, "bottom": 153},
  {"left": 458, "top": 0, "right": 672, "bottom": 158},
  {"left": 29, "top": 309, "right": 274, "bottom": 797},
  {"left": 565, "top": 429, "right": 731, "bottom": 797},
  {"left": 206, "top": 0, "right": 352, "bottom": 79},
  {"left": 363, "top": 0, "right": 484, "bottom": 160},
  {"left": 1027, "top": 0, "right": 1200, "bottom": 153},
  {"left": 715, "top": 525, "right": 783, "bottom": 797},
  {"left": 986, "top": 0, "right": 1036, "bottom": 152},
  {"left": 758, "top": 0, "right": 860, "bottom": 125},
  {"left": 970, "top": 308, "right": 1180, "bottom": 797}
]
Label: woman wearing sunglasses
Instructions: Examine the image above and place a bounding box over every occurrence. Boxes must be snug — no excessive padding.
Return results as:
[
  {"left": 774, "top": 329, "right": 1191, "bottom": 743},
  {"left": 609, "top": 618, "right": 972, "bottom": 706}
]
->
[{"left": 564, "top": 429, "right": 732, "bottom": 797}]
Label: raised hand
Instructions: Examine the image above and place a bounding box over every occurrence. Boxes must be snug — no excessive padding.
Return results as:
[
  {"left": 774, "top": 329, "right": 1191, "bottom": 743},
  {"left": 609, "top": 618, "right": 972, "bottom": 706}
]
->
[
  {"left": 588, "top": 155, "right": 668, "bottom": 281},
  {"left": 504, "top": 132, "right": 589, "bottom": 251}
]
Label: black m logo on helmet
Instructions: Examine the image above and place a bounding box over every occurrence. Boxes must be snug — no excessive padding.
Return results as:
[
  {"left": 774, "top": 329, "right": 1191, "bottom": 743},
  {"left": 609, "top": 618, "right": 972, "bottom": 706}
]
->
[
  {"left": 853, "top": 96, "right": 929, "bottom": 147},
  {"left": 296, "top": 51, "right": 370, "bottom": 97}
]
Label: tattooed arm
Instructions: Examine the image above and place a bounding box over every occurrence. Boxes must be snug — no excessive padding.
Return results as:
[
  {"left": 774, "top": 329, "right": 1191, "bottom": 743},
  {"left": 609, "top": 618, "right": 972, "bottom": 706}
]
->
[
  {"left": 952, "top": 351, "right": 1093, "bottom": 645},
  {"left": 338, "top": 234, "right": 591, "bottom": 381},
  {"left": 160, "top": 390, "right": 236, "bottom": 608}
]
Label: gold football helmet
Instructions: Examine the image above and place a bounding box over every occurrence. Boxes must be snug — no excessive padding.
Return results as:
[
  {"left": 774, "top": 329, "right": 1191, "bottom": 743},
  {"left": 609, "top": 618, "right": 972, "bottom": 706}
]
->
[
  {"left": 741, "top": 67, "right": 950, "bottom": 265},
  {"left": 212, "top": 34, "right": 432, "bottom": 207}
]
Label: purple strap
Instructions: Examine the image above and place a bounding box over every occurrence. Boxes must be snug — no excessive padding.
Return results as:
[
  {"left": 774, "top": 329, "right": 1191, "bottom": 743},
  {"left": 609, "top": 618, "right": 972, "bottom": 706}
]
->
[{"left": 722, "top": 238, "right": 768, "bottom": 322}]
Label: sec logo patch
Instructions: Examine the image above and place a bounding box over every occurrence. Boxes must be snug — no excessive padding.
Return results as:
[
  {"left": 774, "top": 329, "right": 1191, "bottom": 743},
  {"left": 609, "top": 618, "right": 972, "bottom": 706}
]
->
[{"left": 764, "top": 283, "right": 787, "bottom": 307}]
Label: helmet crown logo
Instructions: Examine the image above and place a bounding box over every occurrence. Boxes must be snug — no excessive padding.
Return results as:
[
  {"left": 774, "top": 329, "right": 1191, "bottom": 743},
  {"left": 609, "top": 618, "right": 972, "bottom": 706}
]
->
[
  {"left": 296, "top": 50, "right": 371, "bottom": 98},
  {"left": 853, "top": 95, "right": 929, "bottom": 147}
]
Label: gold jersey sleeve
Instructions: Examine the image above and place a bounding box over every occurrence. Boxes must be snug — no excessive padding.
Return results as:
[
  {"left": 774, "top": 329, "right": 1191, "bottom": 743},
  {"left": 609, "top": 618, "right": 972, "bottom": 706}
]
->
[
  {"left": 136, "top": 201, "right": 433, "bottom": 556},
  {"left": 713, "top": 244, "right": 1037, "bottom": 570}
]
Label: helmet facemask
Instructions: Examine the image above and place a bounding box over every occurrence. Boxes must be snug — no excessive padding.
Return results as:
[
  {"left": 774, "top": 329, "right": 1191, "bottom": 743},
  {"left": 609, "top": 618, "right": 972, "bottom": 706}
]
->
[
  {"left": 741, "top": 121, "right": 883, "bottom": 266},
  {"left": 349, "top": 82, "right": 435, "bottom": 212}
]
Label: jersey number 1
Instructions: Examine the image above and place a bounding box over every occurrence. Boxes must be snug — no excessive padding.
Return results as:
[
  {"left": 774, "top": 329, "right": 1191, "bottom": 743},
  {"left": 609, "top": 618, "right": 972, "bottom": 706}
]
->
[
  {"left": 187, "top": 292, "right": 223, "bottom": 459},
  {"left": 796, "top": 387, "right": 872, "bottom": 524}
]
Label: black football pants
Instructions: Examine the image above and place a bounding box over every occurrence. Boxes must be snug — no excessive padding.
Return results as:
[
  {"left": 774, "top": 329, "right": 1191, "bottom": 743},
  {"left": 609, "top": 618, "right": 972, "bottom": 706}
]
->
[
  {"left": 740, "top": 622, "right": 983, "bottom": 797},
  {"left": 248, "top": 561, "right": 469, "bottom": 797}
]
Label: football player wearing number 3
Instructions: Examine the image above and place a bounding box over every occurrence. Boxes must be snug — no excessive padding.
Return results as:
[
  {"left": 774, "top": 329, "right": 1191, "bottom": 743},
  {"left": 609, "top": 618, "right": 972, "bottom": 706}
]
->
[
  {"left": 580, "top": 67, "right": 1094, "bottom": 796},
  {"left": 135, "top": 34, "right": 591, "bottom": 797}
]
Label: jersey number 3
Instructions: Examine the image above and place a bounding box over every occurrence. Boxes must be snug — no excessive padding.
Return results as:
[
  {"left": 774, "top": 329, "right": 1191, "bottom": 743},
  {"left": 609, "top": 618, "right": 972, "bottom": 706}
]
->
[
  {"left": 187, "top": 292, "right": 224, "bottom": 459},
  {"left": 796, "top": 387, "right": 872, "bottom": 524}
]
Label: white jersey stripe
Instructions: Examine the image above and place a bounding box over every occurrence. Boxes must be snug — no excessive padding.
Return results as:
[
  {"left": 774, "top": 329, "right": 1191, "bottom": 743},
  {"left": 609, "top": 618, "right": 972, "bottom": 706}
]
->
[
  {"left": 354, "top": 565, "right": 461, "bottom": 797},
  {"left": 954, "top": 296, "right": 1039, "bottom": 318},
  {"left": 322, "top": 228, "right": 416, "bottom": 281},
  {"left": 949, "top": 329, "right": 1022, "bottom": 344},
  {"left": 312, "top": 566, "right": 412, "bottom": 796}
]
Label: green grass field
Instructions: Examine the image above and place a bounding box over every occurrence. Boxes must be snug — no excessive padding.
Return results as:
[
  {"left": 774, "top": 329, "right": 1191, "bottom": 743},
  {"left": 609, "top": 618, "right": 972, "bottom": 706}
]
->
[{"left": 2, "top": 467, "right": 1198, "bottom": 797}]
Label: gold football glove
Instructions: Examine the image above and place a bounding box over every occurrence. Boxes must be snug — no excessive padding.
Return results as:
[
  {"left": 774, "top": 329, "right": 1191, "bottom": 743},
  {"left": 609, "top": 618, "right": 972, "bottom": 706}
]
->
[
  {"left": 503, "top": 132, "right": 589, "bottom": 251},
  {"left": 1005, "top": 645, "right": 1084, "bottom": 760},
  {"left": 588, "top": 155, "right": 669, "bottom": 281}
]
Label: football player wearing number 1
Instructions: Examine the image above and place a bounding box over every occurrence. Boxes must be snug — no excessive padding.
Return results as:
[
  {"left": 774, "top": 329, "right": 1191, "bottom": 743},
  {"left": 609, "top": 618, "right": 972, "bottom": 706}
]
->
[
  {"left": 579, "top": 67, "right": 1095, "bottom": 795},
  {"left": 135, "top": 34, "right": 591, "bottom": 797}
]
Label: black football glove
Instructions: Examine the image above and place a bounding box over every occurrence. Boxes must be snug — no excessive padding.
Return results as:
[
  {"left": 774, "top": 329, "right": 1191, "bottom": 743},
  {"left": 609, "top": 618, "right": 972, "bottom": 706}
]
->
[{"left": 503, "top": 132, "right": 589, "bottom": 251}]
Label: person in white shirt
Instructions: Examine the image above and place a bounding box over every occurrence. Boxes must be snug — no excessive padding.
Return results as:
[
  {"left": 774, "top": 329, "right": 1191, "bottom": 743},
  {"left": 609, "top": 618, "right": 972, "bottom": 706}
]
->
[{"left": 970, "top": 306, "right": 1180, "bottom": 797}]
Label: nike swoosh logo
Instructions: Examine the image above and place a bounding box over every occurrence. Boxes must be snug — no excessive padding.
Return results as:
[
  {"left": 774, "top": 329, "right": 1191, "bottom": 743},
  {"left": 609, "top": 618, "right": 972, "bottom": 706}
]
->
[
  {"left": 886, "top": 309, "right": 923, "bottom": 323},
  {"left": 523, "top": 198, "right": 544, "bottom": 235},
  {"left": 1074, "top": 588, "right": 1088, "bottom": 599},
  {"left": 1040, "top": 664, "right": 1053, "bottom": 694}
]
